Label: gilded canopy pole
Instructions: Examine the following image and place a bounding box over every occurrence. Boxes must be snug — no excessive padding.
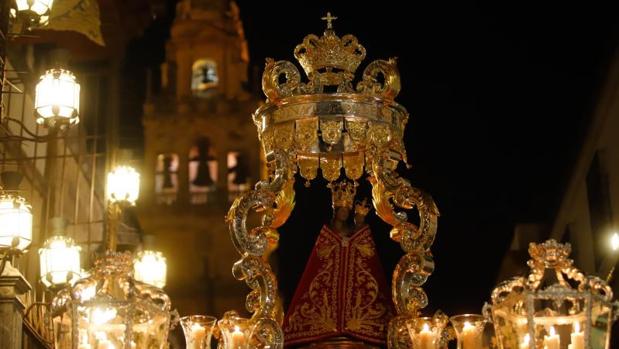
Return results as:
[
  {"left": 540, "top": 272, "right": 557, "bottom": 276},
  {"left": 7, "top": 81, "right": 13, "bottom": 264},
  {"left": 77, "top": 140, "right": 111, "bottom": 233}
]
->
[{"left": 226, "top": 150, "right": 294, "bottom": 349}]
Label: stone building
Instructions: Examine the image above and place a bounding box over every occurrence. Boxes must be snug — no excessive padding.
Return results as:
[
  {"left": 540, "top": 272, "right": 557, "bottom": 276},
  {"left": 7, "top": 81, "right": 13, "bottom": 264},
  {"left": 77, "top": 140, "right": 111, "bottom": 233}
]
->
[
  {"left": 139, "top": 0, "right": 260, "bottom": 317},
  {"left": 0, "top": 0, "right": 160, "bottom": 346}
]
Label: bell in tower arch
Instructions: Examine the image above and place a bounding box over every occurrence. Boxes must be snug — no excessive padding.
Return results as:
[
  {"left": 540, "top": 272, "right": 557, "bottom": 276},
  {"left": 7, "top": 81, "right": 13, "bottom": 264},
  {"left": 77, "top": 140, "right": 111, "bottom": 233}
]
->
[
  {"left": 162, "top": 155, "right": 175, "bottom": 189},
  {"left": 190, "top": 137, "right": 216, "bottom": 187}
]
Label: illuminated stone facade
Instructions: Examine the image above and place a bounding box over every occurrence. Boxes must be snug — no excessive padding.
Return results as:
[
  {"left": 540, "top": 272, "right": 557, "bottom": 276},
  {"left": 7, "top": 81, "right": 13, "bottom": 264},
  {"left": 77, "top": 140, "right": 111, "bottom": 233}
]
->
[{"left": 140, "top": 0, "right": 260, "bottom": 317}]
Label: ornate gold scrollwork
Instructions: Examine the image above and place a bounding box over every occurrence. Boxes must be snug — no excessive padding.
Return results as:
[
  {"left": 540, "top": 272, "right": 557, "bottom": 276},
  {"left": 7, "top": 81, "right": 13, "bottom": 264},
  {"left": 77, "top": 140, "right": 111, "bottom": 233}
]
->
[
  {"left": 226, "top": 150, "right": 292, "bottom": 349},
  {"left": 369, "top": 145, "right": 439, "bottom": 349},
  {"left": 262, "top": 59, "right": 301, "bottom": 102},
  {"left": 357, "top": 58, "right": 401, "bottom": 100}
]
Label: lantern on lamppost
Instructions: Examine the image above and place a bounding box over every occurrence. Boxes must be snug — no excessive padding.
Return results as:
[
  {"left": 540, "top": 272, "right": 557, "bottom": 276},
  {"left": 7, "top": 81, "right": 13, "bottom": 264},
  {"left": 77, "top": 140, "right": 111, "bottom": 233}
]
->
[
  {"left": 105, "top": 165, "right": 140, "bottom": 251},
  {"left": 39, "top": 218, "right": 81, "bottom": 290},
  {"left": 0, "top": 193, "right": 33, "bottom": 256},
  {"left": 106, "top": 165, "right": 140, "bottom": 205},
  {"left": 13, "top": 0, "right": 54, "bottom": 25},
  {"left": 134, "top": 250, "right": 167, "bottom": 288},
  {"left": 34, "top": 69, "right": 80, "bottom": 127}
]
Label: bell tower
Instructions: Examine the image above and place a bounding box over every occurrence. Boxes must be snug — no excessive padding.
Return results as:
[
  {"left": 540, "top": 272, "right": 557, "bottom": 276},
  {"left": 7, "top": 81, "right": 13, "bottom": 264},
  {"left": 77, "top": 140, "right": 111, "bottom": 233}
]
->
[{"left": 139, "top": 0, "right": 259, "bottom": 317}]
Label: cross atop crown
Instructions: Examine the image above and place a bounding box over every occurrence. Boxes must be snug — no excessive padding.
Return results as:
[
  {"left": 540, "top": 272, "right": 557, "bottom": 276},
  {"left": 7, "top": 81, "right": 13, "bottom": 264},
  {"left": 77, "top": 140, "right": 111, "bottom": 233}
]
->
[{"left": 321, "top": 12, "right": 337, "bottom": 30}]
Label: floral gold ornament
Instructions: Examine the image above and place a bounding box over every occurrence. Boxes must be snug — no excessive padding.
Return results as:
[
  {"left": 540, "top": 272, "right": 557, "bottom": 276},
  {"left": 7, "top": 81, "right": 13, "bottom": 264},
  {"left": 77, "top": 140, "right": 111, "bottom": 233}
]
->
[
  {"left": 485, "top": 239, "right": 619, "bottom": 349},
  {"left": 227, "top": 13, "right": 439, "bottom": 348}
]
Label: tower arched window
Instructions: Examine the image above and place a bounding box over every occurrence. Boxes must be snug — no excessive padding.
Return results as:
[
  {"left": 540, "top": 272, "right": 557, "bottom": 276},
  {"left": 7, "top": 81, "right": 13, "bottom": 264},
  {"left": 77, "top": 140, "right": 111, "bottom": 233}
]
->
[
  {"left": 227, "top": 151, "right": 250, "bottom": 201},
  {"left": 189, "top": 137, "right": 218, "bottom": 204},
  {"left": 155, "top": 153, "right": 179, "bottom": 205},
  {"left": 191, "top": 59, "right": 218, "bottom": 96}
]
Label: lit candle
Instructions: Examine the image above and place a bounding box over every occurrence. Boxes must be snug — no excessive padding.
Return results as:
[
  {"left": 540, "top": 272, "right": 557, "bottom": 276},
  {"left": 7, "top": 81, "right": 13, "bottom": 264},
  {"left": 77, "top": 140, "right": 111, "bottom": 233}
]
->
[
  {"left": 460, "top": 321, "right": 483, "bottom": 349},
  {"left": 231, "top": 325, "right": 247, "bottom": 349},
  {"left": 520, "top": 334, "right": 531, "bottom": 349},
  {"left": 414, "top": 323, "right": 437, "bottom": 349},
  {"left": 544, "top": 326, "right": 560, "bottom": 349},
  {"left": 186, "top": 322, "right": 206, "bottom": 349},
  {"left": 569, "top": 322, "right": 585, "bottom": 349}
]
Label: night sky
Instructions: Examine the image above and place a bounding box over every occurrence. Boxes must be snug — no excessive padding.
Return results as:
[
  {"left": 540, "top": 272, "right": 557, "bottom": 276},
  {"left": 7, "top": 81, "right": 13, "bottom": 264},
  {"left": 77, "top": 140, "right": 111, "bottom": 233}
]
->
[{"left": 124, "top": 1, "right": 619, "bottom": 315}]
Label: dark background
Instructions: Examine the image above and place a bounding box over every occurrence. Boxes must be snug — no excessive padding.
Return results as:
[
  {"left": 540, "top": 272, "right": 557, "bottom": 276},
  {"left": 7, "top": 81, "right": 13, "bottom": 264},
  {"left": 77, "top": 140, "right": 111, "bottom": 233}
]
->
[{"left": 123, "top": 1, "right": 619, "bottom": 315}]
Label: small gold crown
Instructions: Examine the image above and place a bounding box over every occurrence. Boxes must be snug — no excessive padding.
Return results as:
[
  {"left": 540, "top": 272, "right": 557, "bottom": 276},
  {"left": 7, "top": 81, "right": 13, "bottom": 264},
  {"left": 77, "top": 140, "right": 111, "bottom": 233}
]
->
[
  {"left": 329, "top": 180, "right": 357, "bottom": 208},
  {"left": 294, "top": 12, "right": 366, "bottom": 85},
  {"left": 355, "top": 198, "right": 370, "bottom": 216}
]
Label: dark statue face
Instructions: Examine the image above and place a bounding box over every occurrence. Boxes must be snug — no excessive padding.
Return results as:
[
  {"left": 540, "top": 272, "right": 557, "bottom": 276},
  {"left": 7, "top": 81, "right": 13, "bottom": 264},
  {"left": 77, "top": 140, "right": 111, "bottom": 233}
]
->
[{"left": 334, "top": 206, "right": 350, "bottom": 222}]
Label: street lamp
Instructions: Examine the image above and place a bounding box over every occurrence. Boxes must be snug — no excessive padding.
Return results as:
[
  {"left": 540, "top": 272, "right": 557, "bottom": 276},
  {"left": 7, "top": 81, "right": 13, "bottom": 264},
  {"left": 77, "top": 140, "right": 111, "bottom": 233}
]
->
[
  {"left": 106, "top": 165, "right": 140, "bottom": 205},
  {"left": 34, "top": 69, "right": 80, "bottom": 127},
  {"left": 13, "top": 0, "right": 54, "bottom": 26},
  {"left": 14, "top": 0, "right": 54, "bottom": 16},
  {"left": 39, "top": 217, "right": 81, "bottom": 290},
  {"left": 105, "top": 165, "right": 140, "bottom": 251},
  {"left": 0, "top": 193, "right": 33, "bottom": 273}
]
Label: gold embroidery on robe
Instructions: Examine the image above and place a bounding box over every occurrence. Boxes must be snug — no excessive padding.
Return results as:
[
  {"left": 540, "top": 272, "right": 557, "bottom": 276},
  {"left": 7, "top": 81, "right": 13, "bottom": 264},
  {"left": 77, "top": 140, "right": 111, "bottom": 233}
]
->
[{"left": 283, "top": 225, "right": 394, "bottom": 346}]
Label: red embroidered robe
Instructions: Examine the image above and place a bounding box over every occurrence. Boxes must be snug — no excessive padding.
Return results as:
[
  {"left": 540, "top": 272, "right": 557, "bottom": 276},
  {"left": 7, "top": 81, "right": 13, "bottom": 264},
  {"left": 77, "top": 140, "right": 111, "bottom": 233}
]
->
[{"left": 283, "top": 224, "right": 394, "bottom": 346}]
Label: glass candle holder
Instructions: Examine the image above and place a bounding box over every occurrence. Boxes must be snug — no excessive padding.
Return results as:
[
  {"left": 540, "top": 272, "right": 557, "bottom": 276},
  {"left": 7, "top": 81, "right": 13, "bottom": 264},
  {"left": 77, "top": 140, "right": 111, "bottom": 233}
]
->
[
  {"left": 181, "top": 315, "right": 217, "bottom": 349},
  {"left": 218, "top": 315, "right": 252, "bottom": 349},
  {"left": 450, "top": 314, "right": 487, "bottom": 349},
  {"left": 407, "top": 316, "right": 445, "bottom": 349}
]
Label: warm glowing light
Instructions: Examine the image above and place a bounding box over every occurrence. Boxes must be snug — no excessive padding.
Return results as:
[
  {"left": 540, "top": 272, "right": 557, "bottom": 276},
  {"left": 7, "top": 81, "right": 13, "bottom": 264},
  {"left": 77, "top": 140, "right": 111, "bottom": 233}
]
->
[
  {"left": 611, "top": 232, "right": 619, "bottom": 251},
  {"left": 35, "top": 69, "right": 80, "bottom": 126},
  {"left": 549, "top": 326, "right": 556, "bottom": 336},
  {"left": 422, "top": 323, "right": 431, "bottom": 332},
  {"left": 79, "top": 284, "right": 96, "bottom": 302},
  {"left": 107, "top": 166, "right": 140, "bottom": 205},
  {"left": 463, "top": 321, "right": 474, "bottom": 331},
  {"left": 0, "top": 194, "right": 32, "bottom": 252},
  {"left": 134, "top": 250, "right": 167, "bottom": 288},
  {"left": 574, "top": 322, "right": 581, "bottom": 333},
  {"left": 523, "top": 334, "right": 530, "bottom": 345},
  {"left": 15, "top": 0, "right": 54, "bottom": 17},
  {"left": 91, "top": 307, "right": 117, "bottom": 325},
  {"left": 39, "top": 235, "right": 81, "bottom": 288}
]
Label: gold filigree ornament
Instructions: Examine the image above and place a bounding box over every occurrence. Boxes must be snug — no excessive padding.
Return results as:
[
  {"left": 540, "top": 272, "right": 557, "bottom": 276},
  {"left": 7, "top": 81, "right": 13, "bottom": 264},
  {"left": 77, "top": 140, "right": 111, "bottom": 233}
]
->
[
  {"left": 485, "top": 240, "right": 619, "bottom": 349},
  {"left": 229, "top": 13, "right": 440, "bottom": 348}
]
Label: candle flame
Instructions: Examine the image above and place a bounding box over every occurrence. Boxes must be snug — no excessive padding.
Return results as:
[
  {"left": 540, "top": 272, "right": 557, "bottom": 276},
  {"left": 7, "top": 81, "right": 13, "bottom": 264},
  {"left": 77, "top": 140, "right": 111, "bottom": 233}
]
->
[
  {"left": 612, "top": 233, "right": 619, "bottom": 251},
  {"left": 574, "top": 322, "right": 581, "bottom": 333},
  {"left": 463, "top": 321, "right": 475, "bottom": 331},
  {"left": 523, "top": 334, "right": 530, "bottom": 345},
  {"left": 422, "top": 323, "right": 431, "bottom": 332},
  {"left": 549, "top": 326, "right": 556, "bottom": 336},
  {"left": 233, "top": 325, "right": 242, "bottom": 333}
]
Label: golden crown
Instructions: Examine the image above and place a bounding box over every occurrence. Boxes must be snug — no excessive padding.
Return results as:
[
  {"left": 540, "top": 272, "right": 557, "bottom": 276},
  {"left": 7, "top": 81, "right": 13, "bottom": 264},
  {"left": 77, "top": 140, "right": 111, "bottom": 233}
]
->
[
  {"left": 329, "top": 180, "right": 357, "bottom": 208},
  {"left": 293, "top": 12, "right": 366, "bottom": 85}
]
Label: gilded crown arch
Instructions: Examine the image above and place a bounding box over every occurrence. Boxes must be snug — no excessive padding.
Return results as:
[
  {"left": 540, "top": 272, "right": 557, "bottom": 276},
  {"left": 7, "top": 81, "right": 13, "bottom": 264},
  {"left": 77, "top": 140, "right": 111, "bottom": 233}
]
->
[{"left": 226, "top": 16, "right": 440, "bottom": 348}]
